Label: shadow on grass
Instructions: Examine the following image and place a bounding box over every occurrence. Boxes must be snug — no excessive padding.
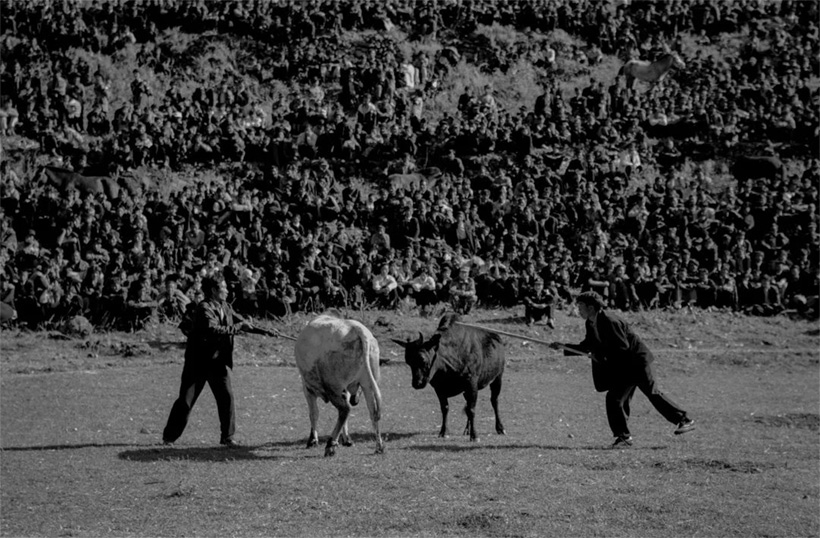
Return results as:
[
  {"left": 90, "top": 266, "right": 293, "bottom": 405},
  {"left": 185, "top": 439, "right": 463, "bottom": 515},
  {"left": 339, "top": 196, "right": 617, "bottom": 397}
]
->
[
  {"left": 119, "top": 445, "right": 287, "bottom": 462},
  {"left": 472, "top": 315, "right": 526, "bottom": 325},
  {"left": 404, "top": 443, "right": 669, "bottom": 452},
  {"left": 118, "top": 431, "right": 423, "bottom": 462},
  {"left": 145, "top": 339, "right": 186, "bottom": 352},
  {"left": 257, "top": 430, "right": 421, "bottom": 449},
  {"left": 2, "top": 442, "right": 140, "bottom": 452}
]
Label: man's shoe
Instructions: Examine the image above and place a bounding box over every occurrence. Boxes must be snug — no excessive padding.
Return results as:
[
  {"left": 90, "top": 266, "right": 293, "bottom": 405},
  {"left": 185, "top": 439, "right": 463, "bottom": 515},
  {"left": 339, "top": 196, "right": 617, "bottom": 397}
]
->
[
  {"left": 674, "top": 418, "right": 696, "bottom": 435},
  {"left": 611, "top": 435, "right": 633, "bottom": 448},
  {"left": 221, "top": 439, "right": 241, "bottom": 448}
]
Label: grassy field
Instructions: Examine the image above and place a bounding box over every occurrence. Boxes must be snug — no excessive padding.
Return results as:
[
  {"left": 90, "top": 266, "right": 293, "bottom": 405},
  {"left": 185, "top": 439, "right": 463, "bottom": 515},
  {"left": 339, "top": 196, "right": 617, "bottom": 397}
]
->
[{"left": 1, "top": 307, "right": 818, "bottom": 537}]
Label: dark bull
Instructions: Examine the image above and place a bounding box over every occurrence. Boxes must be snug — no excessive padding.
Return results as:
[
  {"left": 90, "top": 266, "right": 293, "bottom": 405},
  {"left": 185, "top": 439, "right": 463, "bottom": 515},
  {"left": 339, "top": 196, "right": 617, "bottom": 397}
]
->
[{"left": 393, "top": 313, "right": 506, "bottom": 442}]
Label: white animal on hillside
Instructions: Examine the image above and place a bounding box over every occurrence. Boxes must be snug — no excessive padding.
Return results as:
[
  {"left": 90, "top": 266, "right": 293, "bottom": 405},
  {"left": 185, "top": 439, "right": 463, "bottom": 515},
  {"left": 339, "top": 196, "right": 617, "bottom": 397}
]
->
[
  {"left": 294, "top": 312, "right": 384, "bottom": 457},
  {"left": 619, "top": 52, "right": 686, "bottom": 89}
]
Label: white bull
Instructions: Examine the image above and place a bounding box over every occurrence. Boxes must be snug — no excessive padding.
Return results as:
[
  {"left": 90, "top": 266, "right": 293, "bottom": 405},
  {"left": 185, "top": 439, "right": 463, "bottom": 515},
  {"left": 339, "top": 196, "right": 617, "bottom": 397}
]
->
[{"left": 295, "top": 312, "right": 385, "bottom": 457}]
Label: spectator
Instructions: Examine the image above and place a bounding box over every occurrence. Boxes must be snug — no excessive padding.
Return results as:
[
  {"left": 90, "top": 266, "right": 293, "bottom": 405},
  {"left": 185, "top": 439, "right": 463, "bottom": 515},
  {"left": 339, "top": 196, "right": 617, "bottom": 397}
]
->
[
  {"left": 0, "top": 0, "right": 815, "bottom": 332},
  {"left": 521, "top": 277, "right": 555, "bottom": 328},
  {"left": 450, "top": 265, "right": 477, "bottom": 315},
  {"left": 408, "top": 263, "right": 438, "bottom": 316},
  {"left": 371, "top": 262, "right": 399, "bottom": 309}
]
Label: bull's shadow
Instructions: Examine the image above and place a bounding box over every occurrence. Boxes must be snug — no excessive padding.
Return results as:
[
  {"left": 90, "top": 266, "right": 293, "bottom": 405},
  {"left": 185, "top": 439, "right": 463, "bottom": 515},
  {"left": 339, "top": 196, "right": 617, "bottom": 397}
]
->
[
  {"left": 257, "top": 430, "right": 420, "bottom": 449},
  {"left": 119, "top": 431, "right": 421, "bottom": 463},
  {"left": 404, "top": 442, "right": 668, "bottom": 452}
]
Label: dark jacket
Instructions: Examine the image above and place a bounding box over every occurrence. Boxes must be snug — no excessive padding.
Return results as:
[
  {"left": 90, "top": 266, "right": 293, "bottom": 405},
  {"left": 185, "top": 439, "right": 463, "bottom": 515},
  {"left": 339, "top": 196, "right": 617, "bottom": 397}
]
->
[
  {"left": 565, "top": 310, "right": 654, "bottom": 391},
  {"left": 184, "top": 299, "right": 245, "bottom": 369}
]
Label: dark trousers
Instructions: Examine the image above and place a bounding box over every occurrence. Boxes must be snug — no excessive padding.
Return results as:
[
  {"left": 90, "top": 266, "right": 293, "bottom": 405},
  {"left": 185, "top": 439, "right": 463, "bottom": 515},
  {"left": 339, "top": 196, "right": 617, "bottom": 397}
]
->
[
  {"left": 163, "top": 361, "right": 236, "bottom": 443},
  {"left": 605, "top": 361, "right": 687, "bottom": 438},
  {"left": 525, "top": 304, "right": 553, "bottom": 322}
]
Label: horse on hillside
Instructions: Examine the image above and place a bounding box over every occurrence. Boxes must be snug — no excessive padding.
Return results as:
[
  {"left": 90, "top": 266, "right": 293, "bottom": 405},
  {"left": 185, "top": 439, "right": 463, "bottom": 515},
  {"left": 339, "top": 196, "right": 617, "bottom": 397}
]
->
[{"left": 619, "top": 52, "right": 686, "bottom": 89}]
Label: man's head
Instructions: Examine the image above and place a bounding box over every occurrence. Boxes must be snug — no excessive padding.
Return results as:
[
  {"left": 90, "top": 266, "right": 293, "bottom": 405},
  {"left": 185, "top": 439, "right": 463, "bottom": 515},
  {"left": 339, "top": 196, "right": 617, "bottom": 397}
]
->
[
  {"left": 576, "top": 291, "right": 605, "bottom": 320},
  {"left": 202, "top": 275, "right": 228, "bottom": 302}
]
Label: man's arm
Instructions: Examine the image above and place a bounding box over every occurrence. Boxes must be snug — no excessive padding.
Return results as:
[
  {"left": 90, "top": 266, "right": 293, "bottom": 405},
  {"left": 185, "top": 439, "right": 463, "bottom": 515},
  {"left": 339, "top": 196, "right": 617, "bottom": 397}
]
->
[{"left": 199, "top": 303, "right": 247, "bottom": 336}]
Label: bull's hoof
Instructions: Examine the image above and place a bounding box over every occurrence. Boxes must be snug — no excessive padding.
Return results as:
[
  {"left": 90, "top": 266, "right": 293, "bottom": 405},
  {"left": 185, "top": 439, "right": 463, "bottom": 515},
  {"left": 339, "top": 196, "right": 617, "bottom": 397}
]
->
[
  {"left": 306, "top": 436, "right": 319, "bottom": 449},
  {"left": 496, "top": 426, "right": 506, "bottom": 435},
  {"left": 438, "top": 431, "right": 448, "bottom": 438},
  {"left": 374, "top": 442, "right": 385, "bottom": 455},
  {"left": 324, "top": 441, "right": 338, "bottom": 457},
  {"left": 470, "top": 436, "right": 481, "bottom": 443},
  {"left": 341, "top": 437, "right": 354, "bottom": 447}
]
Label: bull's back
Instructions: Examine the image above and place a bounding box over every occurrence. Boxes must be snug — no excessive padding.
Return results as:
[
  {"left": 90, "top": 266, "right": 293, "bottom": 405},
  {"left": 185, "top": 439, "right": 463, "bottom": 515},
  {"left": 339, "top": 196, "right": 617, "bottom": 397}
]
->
[
  {"left": 295, "top": 314, "right": 379, "bottom": 394},
  {"left": 434, "top": 327, "right": 505, "bottom": 392}
]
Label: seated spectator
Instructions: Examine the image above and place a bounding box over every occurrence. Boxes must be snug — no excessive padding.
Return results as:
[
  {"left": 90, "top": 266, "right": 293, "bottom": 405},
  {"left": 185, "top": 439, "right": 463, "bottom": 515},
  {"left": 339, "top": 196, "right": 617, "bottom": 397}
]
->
[
  {"left": 371, "top": 262, "right": 399, "bottom": 309},
  {"left": 745, "top": 273, "right": 783, "bottom": 317},
  {"left": 125, "top": 271, "right": 158, "bottom": 331},
  {"left": 408, "top": 264, "right": 438, "bottom": 316},
  {"left": 714, "top": 265, "right": 739, "bottom": 311},
  {"left": 608, "top": 264, "right": 634, "bottom": 311},
  {"left": 671, "top": 267, "right": 697, "bottom": 309},
  {"left": 368, "top": 222, "right": 392, "bottom": 258},
  {"left": 292, "top": 264, "right": 321, "bottom": 312},
  {"left": 317, "top": 269, "right": 347, "bottom": 311},
  {"left": 266, "top": 271, "right": 297, "bottom": 319},
  {"left": 521, "top": 277, "right": 555, "bottom": 328},
  {"left": 694, "top": 268, "right": 718, "bottom": 309},
  {"left": 450, "top": 265, "right": 477, "bottom": 315},
  {"left": 237, "top": 267, "right": 261, "bottom": 316},
  {"left": 436, "top": 265, "right": 454, "bottom": 305}
]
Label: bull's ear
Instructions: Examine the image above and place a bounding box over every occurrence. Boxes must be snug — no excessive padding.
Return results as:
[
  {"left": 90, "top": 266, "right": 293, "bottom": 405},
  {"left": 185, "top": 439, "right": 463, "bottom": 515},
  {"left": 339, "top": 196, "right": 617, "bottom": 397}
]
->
[{"left": 391, "top": 339, "right": 408, "bottom": 348}]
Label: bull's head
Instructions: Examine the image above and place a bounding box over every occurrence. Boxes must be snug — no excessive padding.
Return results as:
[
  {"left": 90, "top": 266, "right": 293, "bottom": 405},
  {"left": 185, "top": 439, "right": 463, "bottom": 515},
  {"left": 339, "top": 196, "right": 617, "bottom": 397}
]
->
[{"left": 392, "top": 331, "right": 440, "bottom": 390}]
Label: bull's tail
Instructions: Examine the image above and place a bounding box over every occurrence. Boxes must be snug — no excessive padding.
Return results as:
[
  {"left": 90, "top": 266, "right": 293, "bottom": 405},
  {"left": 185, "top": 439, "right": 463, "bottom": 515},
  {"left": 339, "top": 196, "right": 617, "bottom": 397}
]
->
[
  {"left": 359, "top": 329, "right": 385, "bottom": 453},
  {"left": 360, "top": 329, "right": 382, "bottom": 421}
]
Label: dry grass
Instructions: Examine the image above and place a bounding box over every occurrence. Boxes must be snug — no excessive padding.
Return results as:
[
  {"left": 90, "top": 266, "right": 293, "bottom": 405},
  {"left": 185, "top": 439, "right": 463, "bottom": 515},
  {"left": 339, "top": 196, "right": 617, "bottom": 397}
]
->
[{"left": 1, "top": 308, "right": 818, "bottom": 537}]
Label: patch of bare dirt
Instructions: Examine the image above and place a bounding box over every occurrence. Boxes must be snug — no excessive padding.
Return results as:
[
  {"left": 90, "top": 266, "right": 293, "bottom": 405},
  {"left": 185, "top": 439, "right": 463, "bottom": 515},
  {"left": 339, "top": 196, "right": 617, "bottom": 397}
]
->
[
  {"left": 751, "top": 413, "right": 820, "bottom": 431},
  {"left": 653, "top": 459, "right": 778, "bottom": 474}
]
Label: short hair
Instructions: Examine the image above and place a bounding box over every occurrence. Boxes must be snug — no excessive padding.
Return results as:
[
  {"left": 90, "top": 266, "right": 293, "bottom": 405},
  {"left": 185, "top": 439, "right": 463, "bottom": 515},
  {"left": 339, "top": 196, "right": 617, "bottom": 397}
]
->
[
  {"left": 576, "top": 291, "right": 605, "bottom": 309},
  {"left": 201, "top": 275, "right": 223, "bottom": 293}
]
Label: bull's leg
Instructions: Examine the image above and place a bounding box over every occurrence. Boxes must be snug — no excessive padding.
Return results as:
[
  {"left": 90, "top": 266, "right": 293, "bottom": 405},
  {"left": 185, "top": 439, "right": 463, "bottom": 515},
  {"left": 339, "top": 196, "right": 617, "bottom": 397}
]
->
[
  {"left": 340, "top": 420, "right": 353, "bottom": 447},
  {"left": 325, "top": 391, "right": 352, "bottom": 457},
  {"left": 362, "top": 382, "right": 385, "bottom": 454},
  {"left": 303, "top": 385, "right": 320, "bottom": 449},
  {"left": 340, "top": 387, "right": 356, "bottom": 447},
  {"left": 463, "top": 386, "right": 480, "bottom": 442},
  {"left": 490, "top": 375, "right": 506, "bottom": 435},
  {"left": 434, "top": 387, "right": 450, "bottom": 438}
]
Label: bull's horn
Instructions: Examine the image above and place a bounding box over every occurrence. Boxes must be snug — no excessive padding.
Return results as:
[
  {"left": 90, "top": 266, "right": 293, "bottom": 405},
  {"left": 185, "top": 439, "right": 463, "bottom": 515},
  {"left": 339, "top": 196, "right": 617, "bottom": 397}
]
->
[
  {"left": 416, "top": 331, "right": 424, "bottom": 345},
  {"left": 391, "top": 338, "right": 407, "bottom": 348}
]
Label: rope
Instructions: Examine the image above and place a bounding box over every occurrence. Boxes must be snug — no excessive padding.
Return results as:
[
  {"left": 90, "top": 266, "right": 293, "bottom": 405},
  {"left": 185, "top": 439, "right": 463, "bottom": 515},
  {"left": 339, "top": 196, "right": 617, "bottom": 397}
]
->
[{"left": 452, "top": 321, "right": 817, "bottom": 355}]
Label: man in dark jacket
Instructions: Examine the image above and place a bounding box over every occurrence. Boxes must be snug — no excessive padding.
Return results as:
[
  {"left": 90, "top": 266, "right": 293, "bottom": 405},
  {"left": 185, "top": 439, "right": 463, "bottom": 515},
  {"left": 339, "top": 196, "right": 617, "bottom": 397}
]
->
[
  {"left": 550, "top": 291, "right": 695, "bottom": 447},
  {"left": 162, "top": 275, "right": 251, "bottom": 447}
]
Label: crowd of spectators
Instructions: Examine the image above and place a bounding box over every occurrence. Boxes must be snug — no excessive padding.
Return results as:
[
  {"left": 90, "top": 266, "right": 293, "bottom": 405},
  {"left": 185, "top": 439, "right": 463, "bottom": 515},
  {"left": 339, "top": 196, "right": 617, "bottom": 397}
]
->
[{"left": 0, "top": 0, "right": 818, "bottom": 331}]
